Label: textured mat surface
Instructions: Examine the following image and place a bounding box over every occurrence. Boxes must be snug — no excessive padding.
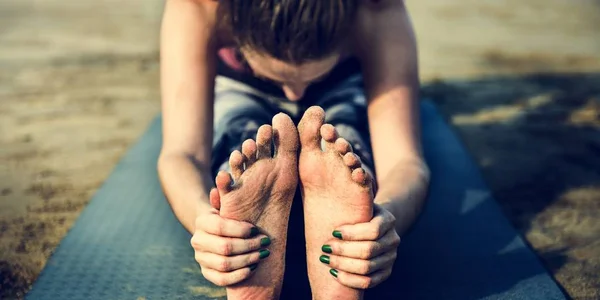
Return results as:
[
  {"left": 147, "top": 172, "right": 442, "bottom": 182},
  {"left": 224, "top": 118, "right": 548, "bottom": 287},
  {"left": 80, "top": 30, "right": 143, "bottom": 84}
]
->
[{"left": 27, "top": 101, "right": 564, "bottom": 300}]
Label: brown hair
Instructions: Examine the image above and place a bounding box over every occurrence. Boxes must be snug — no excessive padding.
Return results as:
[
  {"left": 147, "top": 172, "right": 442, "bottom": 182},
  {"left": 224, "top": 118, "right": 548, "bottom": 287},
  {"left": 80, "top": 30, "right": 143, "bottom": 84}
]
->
[{"left": 218, "top": 0, "right": 358, "bottom": 64}]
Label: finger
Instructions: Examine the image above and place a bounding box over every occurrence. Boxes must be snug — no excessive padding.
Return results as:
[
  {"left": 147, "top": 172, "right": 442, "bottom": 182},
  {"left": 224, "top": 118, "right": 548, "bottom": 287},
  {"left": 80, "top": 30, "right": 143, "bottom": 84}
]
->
[
  {"left": 191, "top": 231, "right": 271, "bottom": 256},
  {"left": 195, "top": 249, "right": 269, "bottom": 272},
  {"left": 324, "top": 229, "right": 400, "bottom": 259},
  {"left": 323, "top": 240, "right": 384, "bottom": 260},
  {"left": 201, "top": 265, "right": 256, "bottom": 287},
  {"left": 330, "top": 267, "right": 393, "bottom": 289},
  {"left": 320, "top": 250, "right": 396, "bottom": 275},
  {"left": 195, "top": 213, "right": 259, "bottom": 238},
  {"left": 334, "top": 207, "right": 395, "bottom": 241}
]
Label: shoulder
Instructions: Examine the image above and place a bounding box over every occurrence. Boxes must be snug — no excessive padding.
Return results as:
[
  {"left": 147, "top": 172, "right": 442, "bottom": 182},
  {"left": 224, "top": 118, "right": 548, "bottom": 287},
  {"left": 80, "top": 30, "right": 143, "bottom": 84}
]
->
[
  {"left": 170, "top": 0, "right": 234, "bottom": 47},
  {"left": 353, "top": 0, "right": 409, "bottom": 42}
]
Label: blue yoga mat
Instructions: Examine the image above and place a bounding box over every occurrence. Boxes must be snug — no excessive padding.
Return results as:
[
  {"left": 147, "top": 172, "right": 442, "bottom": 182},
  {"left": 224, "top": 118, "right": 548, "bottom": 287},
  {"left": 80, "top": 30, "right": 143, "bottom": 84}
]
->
[{"left": 26, "top": 101, "right": 565, "bottom": 300}]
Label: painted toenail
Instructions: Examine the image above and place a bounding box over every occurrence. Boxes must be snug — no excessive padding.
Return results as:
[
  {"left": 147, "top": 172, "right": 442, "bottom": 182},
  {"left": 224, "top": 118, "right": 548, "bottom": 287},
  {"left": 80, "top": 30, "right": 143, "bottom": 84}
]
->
[
  {"left": 259, "top": 249, "right": 270, "bottom": 259},
  {"left": 319, "top": 255, "right": 330, "bottom": 264},
  {"left": 332, "top": 230, "right": 343, "bottom": 239},
  {"left": 322, "top": 245, "right": 332, "bottom": 253}
]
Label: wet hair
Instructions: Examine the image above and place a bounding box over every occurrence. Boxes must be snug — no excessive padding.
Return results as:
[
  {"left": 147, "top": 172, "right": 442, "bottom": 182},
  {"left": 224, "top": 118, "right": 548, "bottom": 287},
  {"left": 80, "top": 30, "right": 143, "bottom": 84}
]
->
[{"left": 218, "top": 0, "right": 358, "bottom": 64}]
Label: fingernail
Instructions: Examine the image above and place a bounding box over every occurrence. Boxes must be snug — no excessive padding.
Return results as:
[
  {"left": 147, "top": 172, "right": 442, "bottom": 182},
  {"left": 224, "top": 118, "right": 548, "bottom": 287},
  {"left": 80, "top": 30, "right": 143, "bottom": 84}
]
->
[
  {"left": 319, "top": 255, "right": 330, "bottom": 264},
  {"left": 260, "top": 237, "right": 271, "bottom": 247},
  {"left": 332, "top": 230, "right": 342, "bottom": 239},
  {"left": 250, "top": 227, "right": 259, "bottom": 237},
  {"left": 259, "top": 249, "right": 270, "bottom": 259},
  {"left": 249, "top": 263, "right": 258, "bottom": 271},
  {"left": 330, "top": 269, "right": 338, "bottom": 278},
  {"left": 321, "top": 245, "right": 332, "bottom": 254}
]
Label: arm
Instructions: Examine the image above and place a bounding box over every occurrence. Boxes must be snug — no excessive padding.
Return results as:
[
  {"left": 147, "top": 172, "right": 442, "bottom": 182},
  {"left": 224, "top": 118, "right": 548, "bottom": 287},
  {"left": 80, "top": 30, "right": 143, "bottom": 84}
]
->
[
  {"left": 158, "top": 0, "right": 263, "bottom": 286},
  {"left": 356, "top": 0, "right": 429, "bottom": 235},
  {"left": 158, "top": 0, "right": 217, "bottom": 233},
  {"left": 321, "top": 1, "right": 429, "bottom": 289}
]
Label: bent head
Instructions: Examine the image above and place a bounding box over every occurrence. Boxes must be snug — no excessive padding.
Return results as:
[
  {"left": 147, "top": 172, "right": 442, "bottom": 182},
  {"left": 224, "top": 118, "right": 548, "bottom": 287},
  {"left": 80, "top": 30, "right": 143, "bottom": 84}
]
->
[{"left": 219, "top": 0, "right": 358, "bottom": 101}]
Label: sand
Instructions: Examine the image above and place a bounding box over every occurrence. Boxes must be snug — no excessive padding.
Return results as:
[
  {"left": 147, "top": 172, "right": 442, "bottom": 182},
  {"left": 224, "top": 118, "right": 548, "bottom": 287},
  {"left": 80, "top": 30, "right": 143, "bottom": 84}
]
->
[{"left": 0, "top": 0, "right": 599, "bottom": 299}]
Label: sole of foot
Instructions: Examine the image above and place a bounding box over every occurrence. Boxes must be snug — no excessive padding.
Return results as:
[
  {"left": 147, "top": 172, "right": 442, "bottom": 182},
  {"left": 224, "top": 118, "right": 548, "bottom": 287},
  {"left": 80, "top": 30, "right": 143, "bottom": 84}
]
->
[
  {"left": 298, "top": 106, "right": 374, "bottom": 300},
  {"left": 213, "top": 113, "right": 299, "bottom": 300}
]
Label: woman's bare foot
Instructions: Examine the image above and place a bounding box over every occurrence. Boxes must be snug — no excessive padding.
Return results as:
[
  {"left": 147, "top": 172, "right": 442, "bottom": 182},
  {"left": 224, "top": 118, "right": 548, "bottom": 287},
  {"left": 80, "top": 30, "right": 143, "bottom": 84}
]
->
[
  {"left": 213, "top": 113, "right": 299, "bottom": 300},
  {"left": 298, "top": 106, "right": 374, "bottom": 300}
]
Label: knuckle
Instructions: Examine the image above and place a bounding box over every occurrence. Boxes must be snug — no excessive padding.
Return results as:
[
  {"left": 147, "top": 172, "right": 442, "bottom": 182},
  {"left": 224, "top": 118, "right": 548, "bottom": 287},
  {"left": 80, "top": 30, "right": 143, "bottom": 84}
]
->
[
  {"left": 362, "top": 244, "right": 376, "bottom": 259},
  {"left": 219, "top": 240, "right": 233, "bottom": 256},
  {"left": 214, "top": 277, "right": 228, "bottom": 287},
  {"left": 194, "top": 252, "right": 203, "bottom": 264},
  {"left": 388, "top": 213, "right": 397, "bottom": 224},
  {"left": 359, "top": 261, "right": 371, "bottom": 275},
  {"left": 202, "top": 270, "right": 224, "bottom": 286},
  {"left": 217, "top": 257, "right": 230, "bottom": 272},
  {"left": 361, "top": 277, "right": 373, "bottom": 289},
  {"left": 370, "top": 227, "right": 381, "bottom": 239},
  {"left": 392, "top": 232, "right": 401, "bottom": 245},
  {"left": 215, "top": 218, "right": 226, "bottom": 235},
  {"left": 190, "top": 236, "right": 199, "bottom": 249}
]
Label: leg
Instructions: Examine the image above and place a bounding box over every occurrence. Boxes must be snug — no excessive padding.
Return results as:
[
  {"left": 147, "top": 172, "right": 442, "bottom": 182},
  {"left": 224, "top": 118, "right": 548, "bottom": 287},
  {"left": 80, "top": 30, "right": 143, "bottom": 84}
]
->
[
  {"left": 299, "top": 75, "right": 376, "bottom": 300},
  {"left": 211, "top": 86, "right": 298, "bottom": 300}
]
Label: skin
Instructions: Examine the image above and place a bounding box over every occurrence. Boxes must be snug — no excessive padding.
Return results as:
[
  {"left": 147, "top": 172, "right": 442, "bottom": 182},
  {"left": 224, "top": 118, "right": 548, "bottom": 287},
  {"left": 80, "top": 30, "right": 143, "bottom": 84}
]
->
[{"left": 158, "top": 0, "right": 429, "bottom": 298}]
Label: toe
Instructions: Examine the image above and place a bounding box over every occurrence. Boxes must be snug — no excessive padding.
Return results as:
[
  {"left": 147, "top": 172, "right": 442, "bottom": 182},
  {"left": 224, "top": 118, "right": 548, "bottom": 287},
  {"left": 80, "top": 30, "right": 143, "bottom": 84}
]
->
[
  {"left": 209, "top": 187, "right": 221, "bottom": 210},
  {"left": 229, "top": 150, "right": 245, "bottom": 180},
  {"left": 242, "top": 139, "right": 257, "bottom": 168},
  {"left": 256, "top": 125, "right": 273, "bottom": 159},
  {"left": 343, "top": 152, "right": 362, "bottom": 169},
  {"left": 272, "top": 113, "right": 299, "bottom": 157},
  {"left": 351, "top": 168, "right": 372, "bottom": 187},
  {"left": 216, "top": 171, "right": 233, "bottom": 194},
  {"left": 298, "top": 106, "right": 325, "bottom": 152},
  {"left": 320, "top": 124, "right": 338, "bottom": 151},
  {"left": 334, "top": 138, "right": 353, "bottom": 156}
]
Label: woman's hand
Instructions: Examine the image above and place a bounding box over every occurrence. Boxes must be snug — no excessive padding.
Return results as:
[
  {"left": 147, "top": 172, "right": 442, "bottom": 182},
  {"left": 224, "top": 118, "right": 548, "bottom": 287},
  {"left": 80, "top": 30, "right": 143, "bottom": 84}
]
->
[
  {"left": 319, "top": 204, "right": 400, "bottom": 289},
  {"left": 191, "top": 209, "right": 271, "bottom": 286}
]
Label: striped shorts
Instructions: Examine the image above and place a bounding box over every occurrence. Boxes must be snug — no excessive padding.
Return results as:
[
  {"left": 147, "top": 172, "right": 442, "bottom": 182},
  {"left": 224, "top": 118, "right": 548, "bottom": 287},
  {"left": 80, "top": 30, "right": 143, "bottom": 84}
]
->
[{"left": 211, "top": 74, "right": 375, "bottom": 179}]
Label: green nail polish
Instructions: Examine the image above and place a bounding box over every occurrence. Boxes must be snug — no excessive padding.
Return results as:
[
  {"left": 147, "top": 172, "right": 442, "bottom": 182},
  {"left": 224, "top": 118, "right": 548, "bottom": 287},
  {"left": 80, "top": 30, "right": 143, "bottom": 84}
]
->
[
  {"left": 319, "top": 255, "right": 330, "bottom": 264},
  {"left": 260, "top": 237, "right": 271, "bottom": 247},
  {"left": 250, "top": 227, "right": 259, "bottom": 237},
  {"left": 259, "top": 249, "right": 270, "bottom": 259},
  {"left": 322, "top": 245, "right": 332, "bottom": 254},
  {"left": 330, "top": 269, "right": 338, "bottom": 278},
  {"left": 333, "top": 230, "right": 343, "bottom": 239},
  {"left": 249, "top": 263, "right": 258, "bottom": 271}
]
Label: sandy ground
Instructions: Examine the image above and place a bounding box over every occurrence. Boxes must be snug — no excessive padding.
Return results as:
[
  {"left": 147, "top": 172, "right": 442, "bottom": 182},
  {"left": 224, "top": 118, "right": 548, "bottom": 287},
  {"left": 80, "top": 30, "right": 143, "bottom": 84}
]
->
[{"left": 0, "top": 0, "right": 599, "bottom": 299}]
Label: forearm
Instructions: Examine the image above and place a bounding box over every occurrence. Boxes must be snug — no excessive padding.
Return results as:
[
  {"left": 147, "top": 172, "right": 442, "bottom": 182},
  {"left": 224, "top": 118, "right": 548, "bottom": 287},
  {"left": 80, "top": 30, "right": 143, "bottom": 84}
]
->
[
  {"left": 374, "top": 158, "right": 430, "bottom": 235},
  {"left": 157, "top": 153, "right": 215, "bottom": 233}
]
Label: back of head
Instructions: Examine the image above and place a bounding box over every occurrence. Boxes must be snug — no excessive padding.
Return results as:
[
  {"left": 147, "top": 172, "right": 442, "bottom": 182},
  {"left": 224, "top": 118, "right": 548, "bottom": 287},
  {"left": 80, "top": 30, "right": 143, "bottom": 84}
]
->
[{"left": 218, "top": 0, "right": 358, "bottom": 64}]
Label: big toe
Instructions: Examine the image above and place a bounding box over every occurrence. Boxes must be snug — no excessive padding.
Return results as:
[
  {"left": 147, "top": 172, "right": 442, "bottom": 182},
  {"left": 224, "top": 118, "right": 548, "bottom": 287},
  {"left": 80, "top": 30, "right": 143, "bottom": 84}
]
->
[
  {"left": 272, "top": 113, "right": 299, "bottom": 157},
  {"left": 298, "top": 106, "right": 325, "bottom": 151}
]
